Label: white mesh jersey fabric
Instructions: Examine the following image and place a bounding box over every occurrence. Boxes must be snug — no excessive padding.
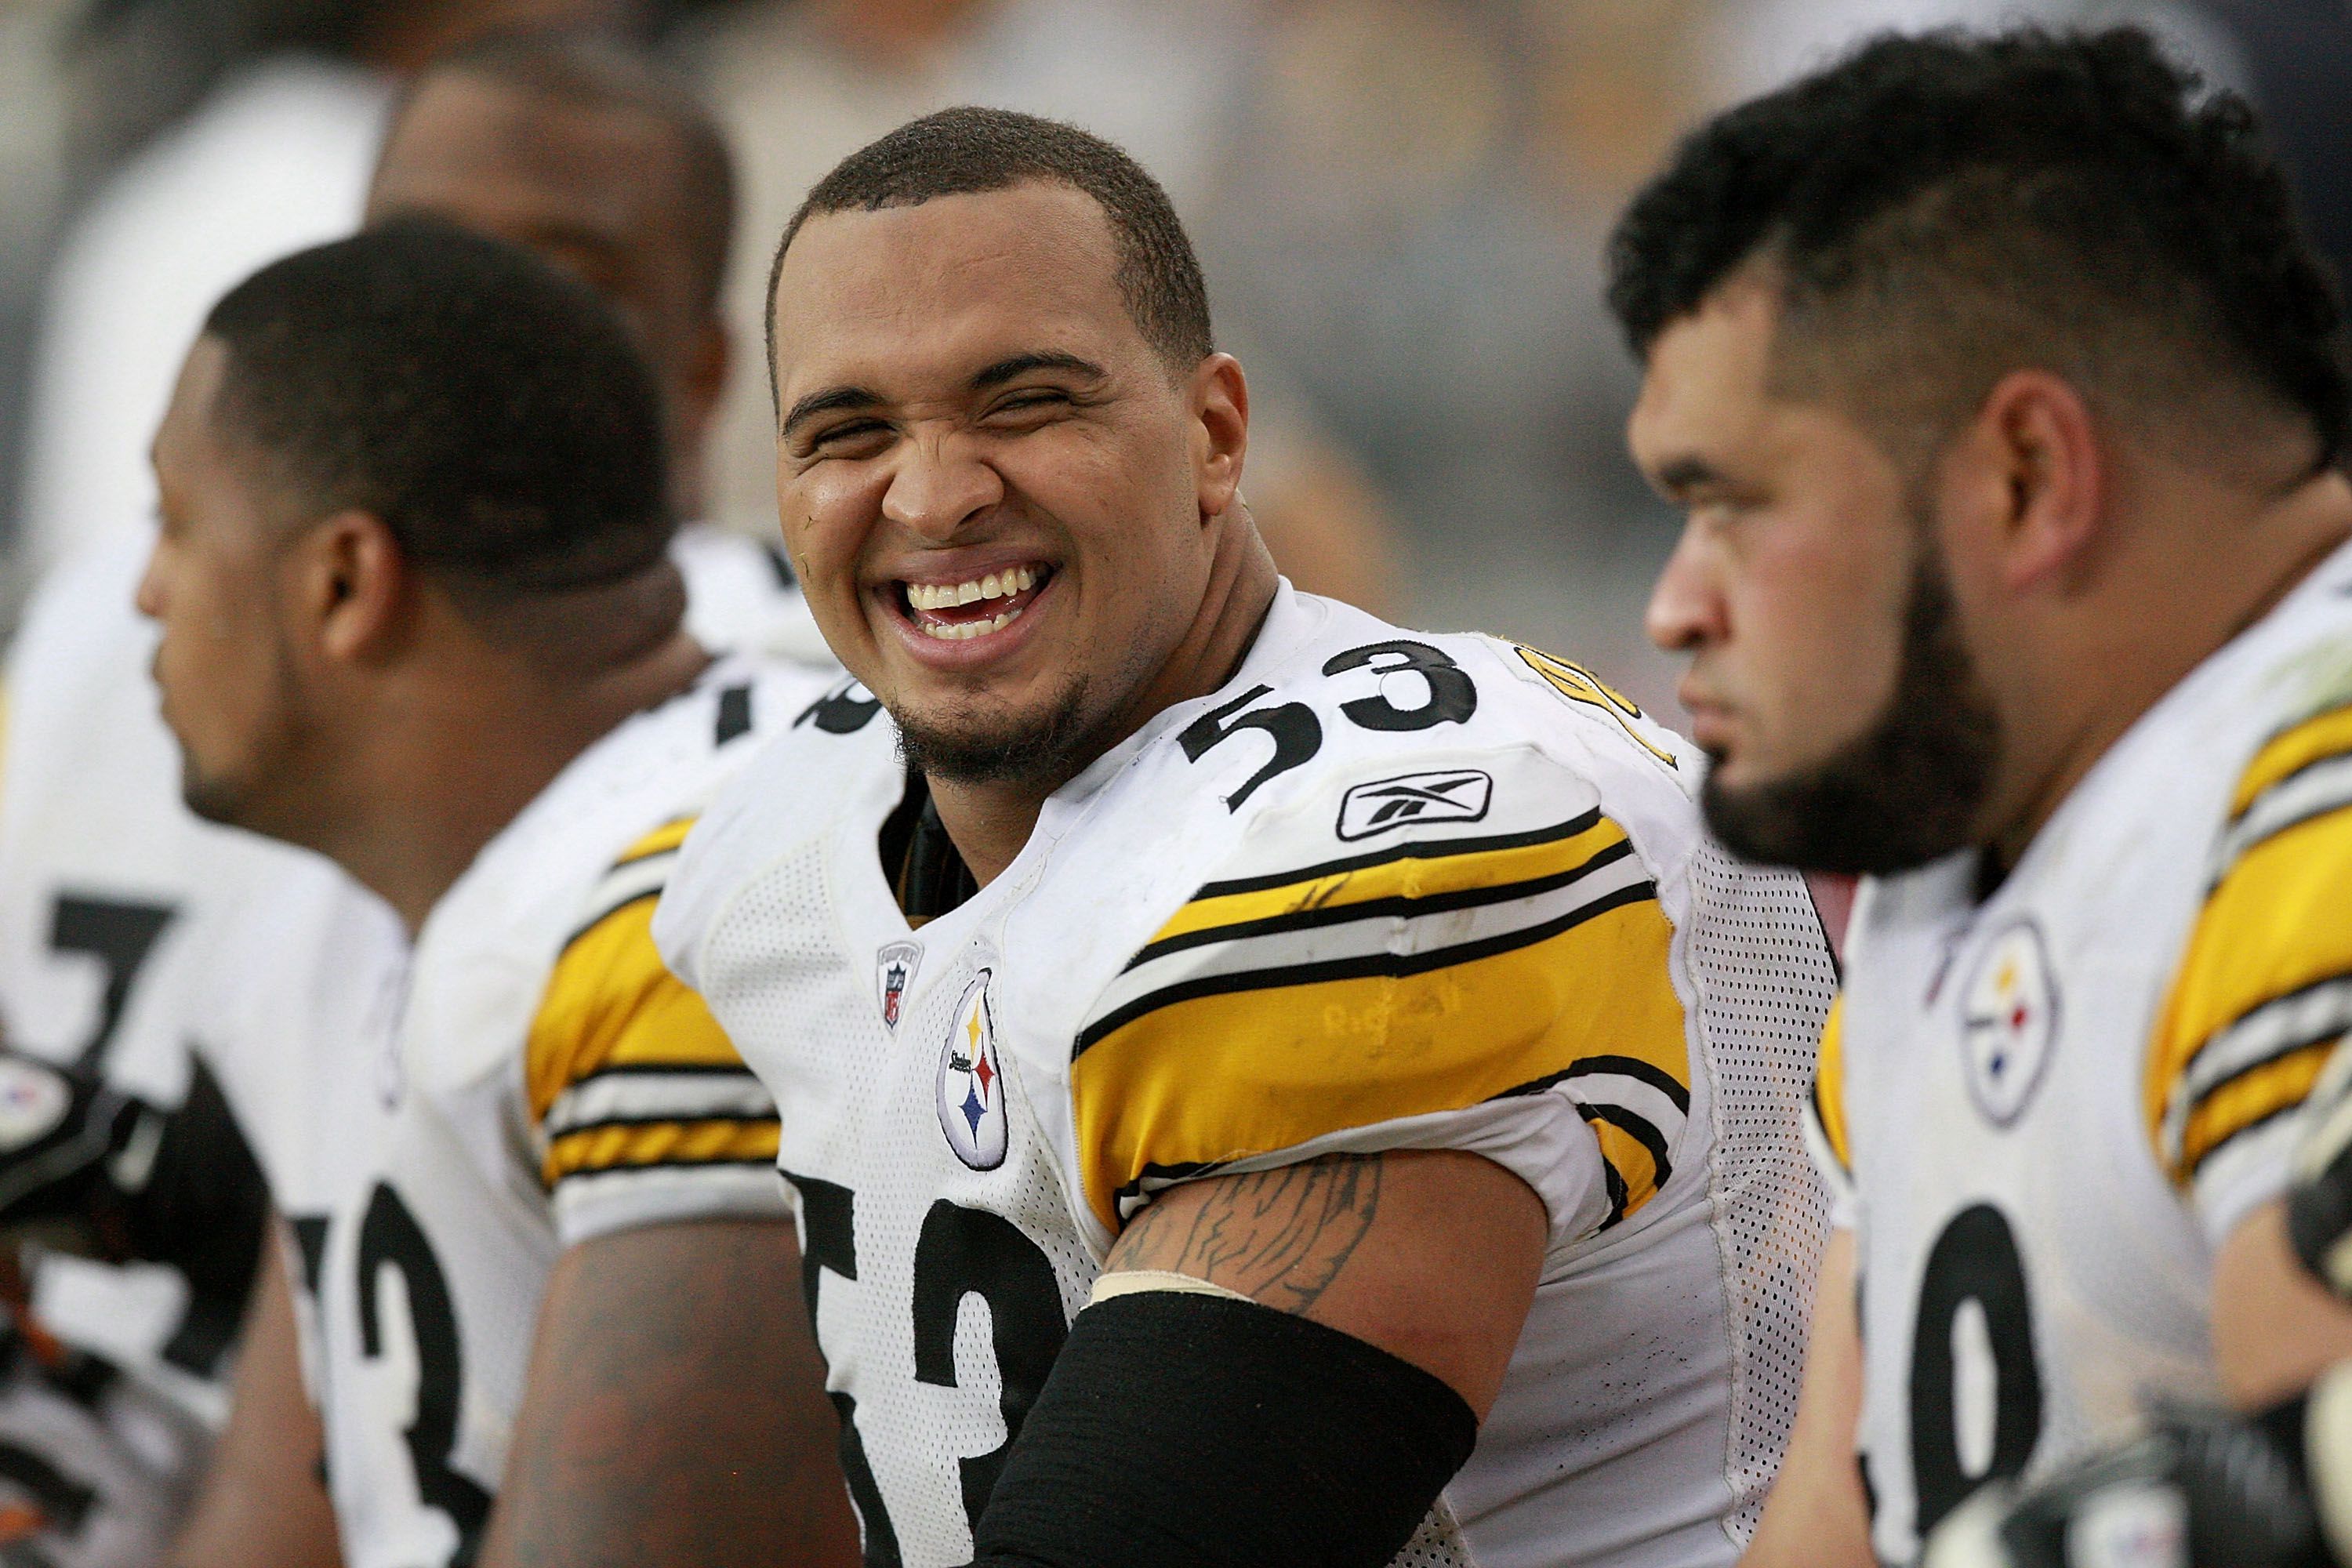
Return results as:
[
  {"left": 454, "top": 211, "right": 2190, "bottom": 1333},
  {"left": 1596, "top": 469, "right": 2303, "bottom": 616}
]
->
[
  {"left": 1837, "top": 539, "right": 2352, "bottom": 1564},
  {"left": 1684, "top": 840, "right": 1838, "bottom": 1544},
  {"left": 661, "top": 586, "right": 1837, "bottom": 1568}
]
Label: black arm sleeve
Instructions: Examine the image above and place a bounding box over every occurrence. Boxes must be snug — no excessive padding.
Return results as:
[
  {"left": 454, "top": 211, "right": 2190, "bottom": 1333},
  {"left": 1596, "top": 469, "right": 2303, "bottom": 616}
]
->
[{"left": 966, "top": 1289, "right": 1478, "bottom": 1568}]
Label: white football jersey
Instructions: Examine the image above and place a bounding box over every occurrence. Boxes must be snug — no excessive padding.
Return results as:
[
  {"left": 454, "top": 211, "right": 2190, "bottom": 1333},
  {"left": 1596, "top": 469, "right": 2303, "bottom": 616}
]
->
[
  {"left": 0, "top": 524, "right": 826, "bottom": 1568},
  {"left": 270, "top": 653, "right": 837, "bottom": 1568},
  {"left": 1816, "top": 537, "right": 2352, "bottom": 1563},
  {"left": 657, "top": 586, "right": 1838, "bottom": 1568}
]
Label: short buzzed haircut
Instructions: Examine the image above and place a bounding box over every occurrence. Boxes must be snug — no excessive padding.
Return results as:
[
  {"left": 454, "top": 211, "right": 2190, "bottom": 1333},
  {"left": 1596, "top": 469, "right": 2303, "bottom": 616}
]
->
[
  {"left": 202, "top": 217, "right": 673, "bottom": 607},
  {"left": 391, "top": 31, "right": 737, "bottom": 313},
  {"left": 766, "top": 107, "right": 1213, "bottom": 394},
  {"left": 1607, "top": 27, "right": 2351, "bottom": 471}
]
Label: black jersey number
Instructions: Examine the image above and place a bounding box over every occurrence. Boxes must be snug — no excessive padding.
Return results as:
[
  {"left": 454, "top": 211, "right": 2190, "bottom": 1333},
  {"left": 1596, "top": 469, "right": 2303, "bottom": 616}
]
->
[
  {"left": 48, "top": 894, "right": 176, "bottom": 1069},
  {"left": 1907, "top": 1203, "right": 2044, "bottom": 1534},
  {"left": 786, "top": 1174, "right": 1067, "bottom": 1566},
  {"left": 1181, "top": 640, "right": 1478, "bottom": 811},
  {"left": 354, "top": 1182, "right": 491, "bottom": 1563}
]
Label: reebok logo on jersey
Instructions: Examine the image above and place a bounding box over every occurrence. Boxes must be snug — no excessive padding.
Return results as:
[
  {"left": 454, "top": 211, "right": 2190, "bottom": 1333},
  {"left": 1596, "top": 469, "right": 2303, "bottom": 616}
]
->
[
  {"left": 937, "top": 972, "right": 1007, "bottom": 1170},
  {"left": 1335, "top": 769, "right": 1494, "bottom": 841},
  {"left": 877, "top": 941, "right": 921, "bottom": 1031},
  {"left": 1960, "top": 920, "right": 2059, "bottom": 1126}
]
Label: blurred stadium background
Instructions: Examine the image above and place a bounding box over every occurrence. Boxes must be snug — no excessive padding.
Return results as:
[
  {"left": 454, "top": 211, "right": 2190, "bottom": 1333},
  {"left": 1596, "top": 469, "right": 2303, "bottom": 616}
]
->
[{"left": 0, "top": 0, "right": 2342, "bottom": 720}]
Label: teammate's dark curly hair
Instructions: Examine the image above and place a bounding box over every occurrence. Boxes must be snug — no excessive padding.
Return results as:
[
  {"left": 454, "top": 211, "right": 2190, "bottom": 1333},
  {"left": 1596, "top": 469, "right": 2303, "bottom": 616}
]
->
[
  {"left": 1607, "top": 27, "right": 2350, "bottom": 472},
  {"left": 202, "top": 216, "right": 674, "bottom": 607}
]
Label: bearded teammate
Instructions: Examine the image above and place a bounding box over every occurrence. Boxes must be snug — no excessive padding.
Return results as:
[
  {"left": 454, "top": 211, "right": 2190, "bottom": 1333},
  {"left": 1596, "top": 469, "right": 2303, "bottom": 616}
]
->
[
  {"left": 651, "top": 107, "right": 1837, "bottom": 1568},
  {"left": 1612, "top": 27, "right": 2352, "bottom": 1568}
]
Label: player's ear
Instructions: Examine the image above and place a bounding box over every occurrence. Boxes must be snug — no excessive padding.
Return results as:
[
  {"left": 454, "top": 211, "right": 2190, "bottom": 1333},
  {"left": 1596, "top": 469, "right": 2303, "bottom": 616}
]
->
[
  {"left": 1950, "top": 370, "right": 2105, "bottom": 596},
  {"left": 1189, "top": 352, "right": 1249, "bottom": 524},
  {"left": 297, "top": 509, "right": 411, "bottom": 665}
]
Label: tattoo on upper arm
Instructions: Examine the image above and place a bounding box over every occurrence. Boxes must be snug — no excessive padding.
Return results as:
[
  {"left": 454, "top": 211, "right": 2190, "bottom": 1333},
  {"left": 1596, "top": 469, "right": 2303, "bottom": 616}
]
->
[{"left": 1106, "top": 1154, "right": 1383, "bottom": 1315}]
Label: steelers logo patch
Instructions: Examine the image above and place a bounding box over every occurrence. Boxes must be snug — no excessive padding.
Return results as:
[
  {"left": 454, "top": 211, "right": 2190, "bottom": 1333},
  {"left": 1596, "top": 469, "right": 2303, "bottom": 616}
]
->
[
  {"left": 1960, "top": 920, "right": 2060, "bottom": 1127},
  {"left": 937, "top": 971, "right": 1007, "bottom": 1170}
]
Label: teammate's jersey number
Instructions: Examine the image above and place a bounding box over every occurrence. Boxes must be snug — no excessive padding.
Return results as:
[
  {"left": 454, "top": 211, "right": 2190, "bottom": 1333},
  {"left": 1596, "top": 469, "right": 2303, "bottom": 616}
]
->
[
  {"left": 1907, "top": 1203, "right": 2044, "bottom": 1534},
  {"left": 354, "top": 1183, "right": 491, "bottom": 1564},
  {"left": 786, "top": 1173, "right": 1068, "bottom": 1567},
  {"left": 46, "top": 893, "right": 176, "bottom": 1069},
  {"left": 1180, "top": 640, "right": 1479, "bottom": 810}
]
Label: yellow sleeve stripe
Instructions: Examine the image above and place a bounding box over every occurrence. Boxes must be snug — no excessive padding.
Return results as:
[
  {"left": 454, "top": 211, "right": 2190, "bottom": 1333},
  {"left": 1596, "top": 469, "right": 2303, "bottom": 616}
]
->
[
  {"left": 615, "top": 815, "right": 695, "bottom": 868},
  {"left": 1071, "top": 884, "right": 1689, "bottom": 1233},
  {"left": 526, "top": 893, "right": 751, "bottom": 1126},
  {"left": 1813, "top": 995, "right": 1852, "bottom": 1174},
  {"left": 1139, "top": 809, "right": 1625, "bottom": 953},
  {"left": 2231, "top": 701, "right": 2352, "bottom": 817},
  {"left": 544, "top": 1117, "right": 780, "bottom": 1185},
  {"left": 2147, "top": 797, "right": 2352, "bottom": 1182},
  {"left": 2176, "top": 1040, "right": 2335, "bottom": 1181}
]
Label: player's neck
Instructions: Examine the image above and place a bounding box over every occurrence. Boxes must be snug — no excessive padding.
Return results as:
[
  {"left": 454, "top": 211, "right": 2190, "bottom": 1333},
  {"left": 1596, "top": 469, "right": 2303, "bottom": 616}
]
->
[
  {"left": 1986, "top": 461, "right": 2352, "bottom": 871},
  {"left": 927, "top": 517, "right": 1282, "bottom": 890},
  {"left": 332, "top": 630, "right": 712, "bottom": 934}
]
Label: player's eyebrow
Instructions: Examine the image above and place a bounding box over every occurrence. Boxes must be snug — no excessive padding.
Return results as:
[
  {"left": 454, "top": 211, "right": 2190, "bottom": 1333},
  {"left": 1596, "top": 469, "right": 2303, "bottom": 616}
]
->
[
  {"left": 780, "top": 385, "right": 885, "bottom": 441},
  {"left": 970, "top": 351, "right": 1105, "bottom": 391}
]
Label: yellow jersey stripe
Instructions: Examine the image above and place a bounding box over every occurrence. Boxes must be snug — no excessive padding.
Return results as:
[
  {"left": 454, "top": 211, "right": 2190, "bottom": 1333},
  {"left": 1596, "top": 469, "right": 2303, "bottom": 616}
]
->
[
  {"left": 2232, "top": 701, "right": 2352, "bottom": 818},
  {"left": 526, "top": 893, "right": 750, "bottom": 1125},
  {"left": 2178, "top": 1040, "right": 2336, "bottom": 1181},
  {"left": 544, "top": 1117, "right": 781, "bottom": 1185},
  {"left": 1072, "top": 887, "right": 1688, "bottom": 1232},
  {"left": 1081, "top": 873, "right": 1657, "bottom": 1057},
  {"left": 1588, "top": 1112, "right": 1666, "bottom": 1222},
  {"left": 1813, "top": 996, "right": 1852, "bottom": 1174},
  {"left": 1148, "top": 809, "right": 1618, "bottom": 949},
  {"left": 2147, "top": 797, "right": 2352, "bottom": 1181},
  {"left": 615, "top": 815, "right": 695, "bottom": 868}
]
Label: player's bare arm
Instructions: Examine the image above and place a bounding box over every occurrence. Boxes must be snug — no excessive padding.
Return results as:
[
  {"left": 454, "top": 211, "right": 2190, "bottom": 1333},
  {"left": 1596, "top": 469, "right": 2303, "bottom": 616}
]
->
[
  {"left": 2212, "top": 1202, "right": 2352, "bottom": 1410},
  {"left": 171, "top": 1229, "right": 341, "bottom": 1568},
  {"left": 1738, "top": 1231, "right": 1873, "bottom": 1568},
  {"left": 478, "top": 1219, "right": 858, "bottom": 1568},
  {"left": 1104, "top": 1150, "right": 1545, "bottom": 1416}
]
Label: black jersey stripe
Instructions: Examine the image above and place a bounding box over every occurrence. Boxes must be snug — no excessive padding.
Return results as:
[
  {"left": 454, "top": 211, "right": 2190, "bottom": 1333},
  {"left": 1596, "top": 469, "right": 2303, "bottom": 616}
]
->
[
  {"left": 1124, "top": 837, "right": 1639, "bottom": 972},
  {"left": 1074, "top": 877, "right": 1657, "bottom": 1060}
]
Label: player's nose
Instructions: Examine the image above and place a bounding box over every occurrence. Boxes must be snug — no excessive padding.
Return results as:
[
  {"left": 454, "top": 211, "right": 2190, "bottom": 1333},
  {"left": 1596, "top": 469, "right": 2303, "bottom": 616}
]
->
[
  {"left": 1645, "top": 526, "right": 1726, "bottom": 653},
  {"left": 880, "top": 431, "right": 1007, "bottom": 543},
  {"left": 132, "top": 539, "right": 169, "bottom": 623}
]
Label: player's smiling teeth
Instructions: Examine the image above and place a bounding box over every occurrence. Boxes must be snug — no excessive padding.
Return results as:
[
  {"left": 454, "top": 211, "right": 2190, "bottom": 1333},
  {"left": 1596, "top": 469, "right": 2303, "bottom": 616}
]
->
[
  {"left": 906, "top": 565, "right": 1041, "bottom": 611},
  {"left": 903, "top": 564, "right": 1050, "bottom": 641}
]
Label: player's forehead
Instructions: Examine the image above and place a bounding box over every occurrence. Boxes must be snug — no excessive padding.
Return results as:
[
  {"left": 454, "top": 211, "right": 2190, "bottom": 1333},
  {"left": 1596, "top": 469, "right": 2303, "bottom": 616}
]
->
[
  {"left": 152, "top": 335, "right": 233, "bottom": 478},
  {"left": 1629, "top": 278, "right": 1785, "bottom": 461},
  {"left": 368, "top": 74, "right": 679, "bottom": 242},
  {"left": 771, "top": 183, "right": 1142, "bottom": 399}
]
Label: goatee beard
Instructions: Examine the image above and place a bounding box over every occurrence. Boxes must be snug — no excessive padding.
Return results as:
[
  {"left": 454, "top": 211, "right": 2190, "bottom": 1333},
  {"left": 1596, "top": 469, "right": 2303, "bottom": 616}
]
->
[
  {"left": 1700, "top": 549, "right": 2000, "bottom": 877},
  {"left": 895, "top": 677, "right": 1100, "bottom": 792}
]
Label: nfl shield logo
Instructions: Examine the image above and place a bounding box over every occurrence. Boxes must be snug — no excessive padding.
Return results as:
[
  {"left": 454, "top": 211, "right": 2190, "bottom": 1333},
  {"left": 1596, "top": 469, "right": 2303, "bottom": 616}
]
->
[{"left": 877, "top": 941, "right": 920, "bottom": 1031}]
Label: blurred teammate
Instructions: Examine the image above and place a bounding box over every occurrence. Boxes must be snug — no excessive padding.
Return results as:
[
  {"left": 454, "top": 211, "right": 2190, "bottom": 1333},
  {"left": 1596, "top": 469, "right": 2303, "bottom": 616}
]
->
[
  {"left": 0, "top": 34, "right": 841, "bottom": 1568},
  {"left": 1613, "top": 27, "right": 2352, "bottom": 1568},
  {"left": 146, "top": 220, "right": 855, "bottom": 1568},
  {"left": 653, "top": 107, "right": 1838, "bottom": 1568}
]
